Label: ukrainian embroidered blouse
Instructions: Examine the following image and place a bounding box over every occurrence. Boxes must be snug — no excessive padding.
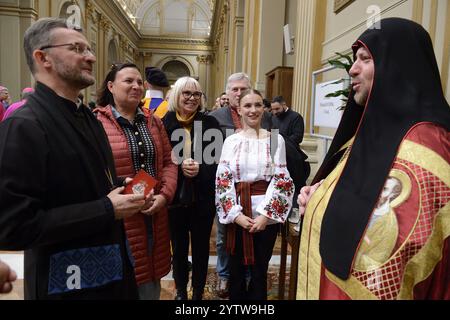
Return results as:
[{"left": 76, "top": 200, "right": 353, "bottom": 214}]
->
[{"left": 215, "top": 131, "right": 294, "bottom": 225}]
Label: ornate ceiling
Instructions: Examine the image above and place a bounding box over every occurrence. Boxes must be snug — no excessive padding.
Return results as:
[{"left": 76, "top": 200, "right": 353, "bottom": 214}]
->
[{"left": 115, "top": 0, "right": 215, "bottom": 39}]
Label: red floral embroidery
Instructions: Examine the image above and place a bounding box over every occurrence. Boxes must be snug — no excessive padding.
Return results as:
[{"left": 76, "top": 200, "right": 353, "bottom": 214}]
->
[
  {"left": 219, "top": 196, "right": 235, "bottom": 214},
  {"left": 273, "top": 174, "right": 294, "bottom": 196},
  {"left": 216, "top": 171, "right": 233, "bottom": 194},
  {"left": 264, "top": 196, "right": 288, "bottom": 221}
]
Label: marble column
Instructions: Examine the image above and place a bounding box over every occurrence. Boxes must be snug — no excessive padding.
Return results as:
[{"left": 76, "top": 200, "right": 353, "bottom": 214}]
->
[
  {"left": 291, "top": 0, "right": 326, "bottom": 184},
  {"left": 98, "top": 14, "right": 111, "bottom": 81},
  {"left": 197, "top": 54, "right": 213, "bottom": 105}
]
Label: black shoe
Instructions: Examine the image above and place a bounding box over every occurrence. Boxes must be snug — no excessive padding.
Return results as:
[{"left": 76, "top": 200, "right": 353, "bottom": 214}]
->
[
  {"left": 174, "top": 289, "right": 188, "bottom": 300},
  {"left": 192, "top": 289, "right": 203, "bottom": 300}
]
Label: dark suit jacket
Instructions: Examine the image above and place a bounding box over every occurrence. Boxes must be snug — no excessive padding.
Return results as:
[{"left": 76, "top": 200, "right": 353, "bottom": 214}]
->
[
  {"left": 209, "top": 106, "right": 273, "bottom": 136},
  {"left": 271, "top": 108, "right": 304, "bottom": 147},
  {"left": 272, "top": 108, "right": 310, "bottom": 190},
  {"left": 0, "top": 82, "right": 137, "bottom": 299},
  {"left": 163, "top": 111, "right": 220, "bottom": 214}
]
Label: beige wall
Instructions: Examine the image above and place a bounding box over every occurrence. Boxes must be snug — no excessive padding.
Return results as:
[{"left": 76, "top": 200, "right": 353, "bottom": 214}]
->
[
  {"left": 283, "top": 0, "right": 297, "bottom": 67},
  {"left": 254, "top": 0, "right": 286, "bottom": 93},
  {"left": 321, "top": 0, "right": 449, "bottom": 97},
  {"left": 0, "top": 0, "right": 36, "bottom": 101},
  {"left": 211, "top": 0, "right": 295, "bottom": 98}
]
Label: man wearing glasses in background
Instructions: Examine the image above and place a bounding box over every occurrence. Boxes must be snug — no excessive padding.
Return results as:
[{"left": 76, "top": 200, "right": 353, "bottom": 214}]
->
[{"left": 0, "top": 18, "right": 148, "bottom": 299}]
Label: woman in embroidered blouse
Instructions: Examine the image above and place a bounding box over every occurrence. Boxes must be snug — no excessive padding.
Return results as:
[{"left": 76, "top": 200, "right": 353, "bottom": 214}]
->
[{"left": 215, "top": 89, "right": 294, "bottom": 300}]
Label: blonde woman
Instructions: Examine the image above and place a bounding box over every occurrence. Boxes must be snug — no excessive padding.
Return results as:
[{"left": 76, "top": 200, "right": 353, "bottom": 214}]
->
[{"left": 162, "top": 77, "right": 221, "bottom": 300}]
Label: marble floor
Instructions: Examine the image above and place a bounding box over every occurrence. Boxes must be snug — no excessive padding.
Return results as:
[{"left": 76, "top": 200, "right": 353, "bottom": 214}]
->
[{"left": 0, "top": 222, "right": 293, "bottom": 300}]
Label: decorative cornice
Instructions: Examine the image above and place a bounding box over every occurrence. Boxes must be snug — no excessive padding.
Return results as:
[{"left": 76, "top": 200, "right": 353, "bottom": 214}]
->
[
  {"left": 141, "top": 36, "right": 210, "bottom": 46},
  {"left": 120, "top": 39, "right": 128, "bottom": 51},
  {"left": 0, "top": 6, "right": 38, "bottom": 18},
  {"left": 210, "top": 0, "right": 223, "bottom": 44},
  {"left": 86, "top": 0, "right": 98, "bottom": 24},
  {"left": 196, "top": 54, "right": 212, "bottom": 64},
  {"left": 118, "top": 33, "right": 137, "bottom": 54},
  {"left": 139, "top": 42, "right": 213, "bottom": 51},
  {"left": 139, "top": 36, "right": 213, "bottom": 51},
  {"left": 99, "top": 15, "right": 111, "bottom": 33},
  {"left": 212, "top": 1, "right": 229, "bottom": 49},
  {"left": 91, "top": 0, "right": 140, "bottom": 43}
]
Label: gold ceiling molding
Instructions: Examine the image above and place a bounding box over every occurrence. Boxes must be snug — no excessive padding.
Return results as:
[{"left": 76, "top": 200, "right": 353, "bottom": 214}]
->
[
  {"left": 138, "top": 51, "right": 153, "bottom": 57},
  {"left": 99, "top": 15, "right": 112, "bottom": 33},
  {"left": 0, "top": 6, "right": 37, "bottom": 18},
  {"left": 142, "top": 37, "right": 210, "bottom": 44},
  {"left": 140, "top": 36, "right": 212, "bottom": 47},
  {"left": 213, "top": 1, "right": 228, "bottom": 49},
  {"left": 139, "top": 42, "right": 212, "bottom": 51},
  {"left": 93, "top": 0, "right": 141, "bottom": 43},
  {"left": 197, "top": 54, "right": 213, "bottom": 64},
  {"left": 119, "top": 35, "right": 128, "bottom": 51},
  {"left": 86, "top": 0, "right": 98, "bottom": 23},
  {"left": 210, "top": 0, "right": 227, "bottom": 46}
]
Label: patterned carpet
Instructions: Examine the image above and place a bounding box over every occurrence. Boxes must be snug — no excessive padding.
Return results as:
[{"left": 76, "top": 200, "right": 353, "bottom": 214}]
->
[
  {"left": 0, "top": 264, "right": 291, "bottom": 300},
  {"left": 161, "top": 264, "right": 291, "bottom": 300},
  {"left": 1, "top": 228, "right": 294, "bottom": 300}
]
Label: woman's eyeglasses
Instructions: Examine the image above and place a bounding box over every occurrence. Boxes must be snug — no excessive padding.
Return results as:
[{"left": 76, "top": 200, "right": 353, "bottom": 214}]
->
[{"left": 182, "top": 91, "right": 203, "bottom": 100}]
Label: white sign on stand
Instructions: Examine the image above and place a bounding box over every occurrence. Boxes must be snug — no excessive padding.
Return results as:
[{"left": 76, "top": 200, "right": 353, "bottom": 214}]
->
[
  {"left": 313, "top": 79, "right": 344, "bottom": 129},
  {"left": 310, "top": 66, "right": 349, "bottom": 163}
]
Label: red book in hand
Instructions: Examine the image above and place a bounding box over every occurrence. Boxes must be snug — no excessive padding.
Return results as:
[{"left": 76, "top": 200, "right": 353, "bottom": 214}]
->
[{"left": 123, "top": 169, "right": 158, "bottom": 197}]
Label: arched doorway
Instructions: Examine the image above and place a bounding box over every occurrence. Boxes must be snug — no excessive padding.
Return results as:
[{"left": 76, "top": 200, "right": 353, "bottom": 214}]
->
[
  {"left": 107, "top": 40, "right": 119, "bottom": 68},
  {"left": 161, "top": 60, "right": 191, "bottom": 84}
]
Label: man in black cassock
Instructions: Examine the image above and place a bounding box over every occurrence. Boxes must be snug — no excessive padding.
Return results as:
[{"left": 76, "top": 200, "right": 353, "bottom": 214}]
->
[{"left": 0, "top": 18, "right": 147, "bottom": 300}]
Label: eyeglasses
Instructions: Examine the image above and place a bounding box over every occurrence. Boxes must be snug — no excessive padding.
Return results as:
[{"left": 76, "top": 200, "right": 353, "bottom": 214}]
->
[
  {"left": 182, "top": 91, "right": 203, "bottom": 100},
  {"left": 40, "top": 42, "right": 94, "bottom": 57}
]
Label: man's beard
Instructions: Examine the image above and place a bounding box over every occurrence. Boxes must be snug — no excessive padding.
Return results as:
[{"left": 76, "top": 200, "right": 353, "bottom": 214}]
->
[
  {"left": 54, "top": 60, "right": 95, "bottom": 89},
  {"left": 354, "top": 90, "right": 369, "bottom": 106}
]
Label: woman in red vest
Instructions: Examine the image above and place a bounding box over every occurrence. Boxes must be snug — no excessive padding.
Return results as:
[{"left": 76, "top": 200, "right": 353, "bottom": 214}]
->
[{"left": 95, "top": 63, "right": 178, "bottom": 300}]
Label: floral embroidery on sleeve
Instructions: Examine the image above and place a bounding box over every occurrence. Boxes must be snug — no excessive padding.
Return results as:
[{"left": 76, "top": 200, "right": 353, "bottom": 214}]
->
[
  {"left": 263, "top": 196, "right": 289, "bottom": 222},
  {"left": 215, "top": 138, "right": 242, "bottom": 224},
  {"left": 217, "top": 196, "right": 235, "bottom": 215},
  {"left": 256, "top": 134, "right": 294, "bottom": 223},
  {"left": 216, "top": 171, "right": 233, "bottom": 194},
  {"left": 273, "top": 173, "right": 294, "bottom": 197}
]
